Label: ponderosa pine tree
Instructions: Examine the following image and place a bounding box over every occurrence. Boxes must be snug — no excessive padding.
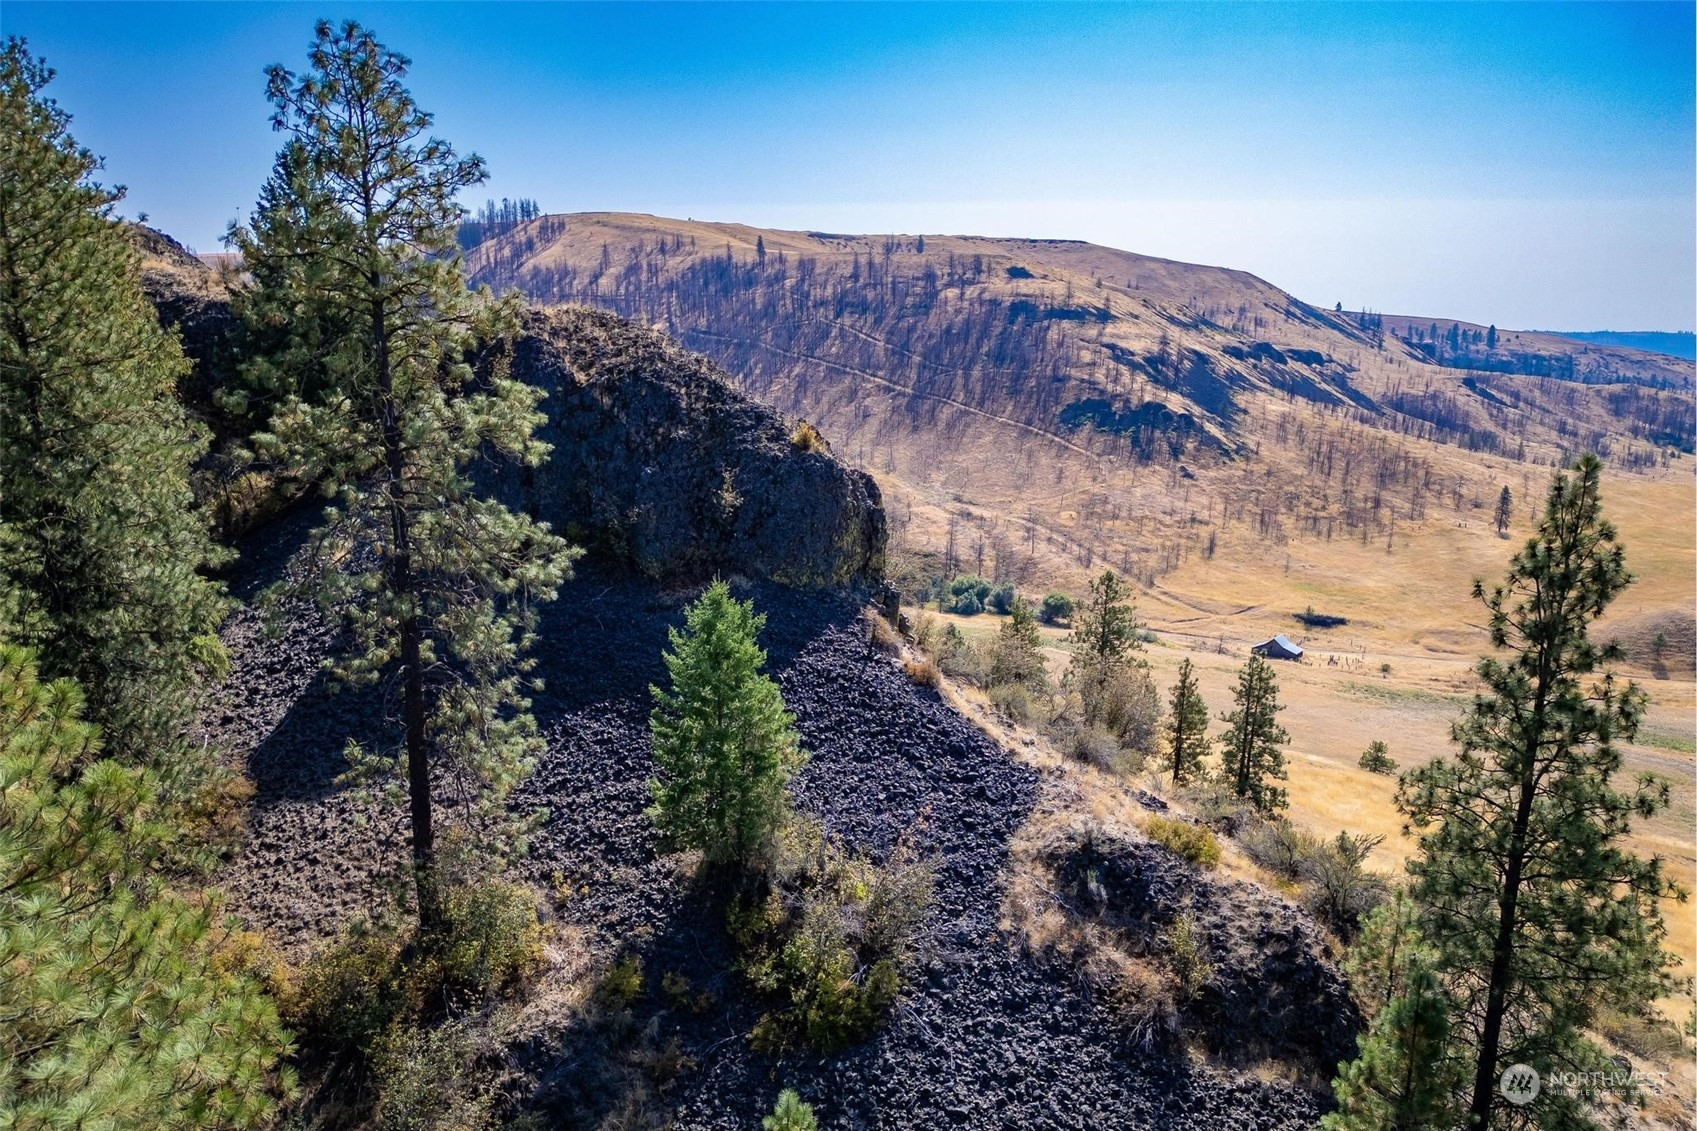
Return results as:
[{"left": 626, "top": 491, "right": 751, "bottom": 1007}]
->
[
  {"left": 0, "top": 39, "right": 228, "bottom": 764},
  {"left": 1494, "top": 486, "right": 1512, "bottom": 537},
  {"left": 228, "top": 21, "right": 577, "bottom": 925},
  {"left": 1220, "top": 653, "right": 1289, "bottom": 816},
  {"left": 1069, "top": 569, "right": 1150, "bottom": 734},
  {"left": 1323, "top": 894, "right": 1463, "bottom": 1131},
  {"left": 762, "top": 1088, "right": 819, "bottom": 1131},
  {"left": 1163, "top": 657, "right": 1211, "bottom": 786},
  {"left": 0, "top": 646, "right": 290, "bottom": 1128},
  {"left": 1397, "top": 455, "right": 1678, "bottom": 1130},
  {"left": 1072, "top": 569, "right": 1141, "bottom": 671},
  {"left": 648, "top": 581, "right": 804, "bottom": 873},
  {"left": 1359, "top": 740, "right": 1397, "bottom": 774},
  {"left": 988, "top": 596, "right": 1046, "bottom": 689}
]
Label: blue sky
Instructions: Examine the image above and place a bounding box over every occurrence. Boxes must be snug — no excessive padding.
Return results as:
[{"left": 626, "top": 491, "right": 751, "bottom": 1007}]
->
[{"left": 5, "top": 2, "right": 1693, "bottom": 329}]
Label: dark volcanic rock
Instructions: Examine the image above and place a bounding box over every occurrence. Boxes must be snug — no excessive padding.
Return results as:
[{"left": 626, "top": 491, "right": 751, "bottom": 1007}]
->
[
  {"left": 209, "top": 554, "right": 1330, "bottom": 1129},
  {"left": 169, "top": 223, "right": 1327, "bottom": 1128},
  {"left": 502, "top": 578, "right": 1330, "bottom": 1130},
  {"left": 1047, "top": 827, "right": 1362, "bottom": 1074},
  {"left": 197, "top": 507, "right": 410, "bottom": 953},
  {"left": 132, "top": 225, "right": 242, "bottom": 419},
  {"left": 135, "top": 237, "right": 885, "bottom": 589},
  {"left": 505, "top": 306, "right": 886, "bottom": 588}
]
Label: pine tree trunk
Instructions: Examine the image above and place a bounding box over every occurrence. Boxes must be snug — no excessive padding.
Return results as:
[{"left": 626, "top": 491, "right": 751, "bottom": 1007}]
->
[
  {"left": 1466, "top": 768, "right": 1536, "bottom": 1126},
  {"left": 372, "top": 293, "right": 437, "bottom": 929}
]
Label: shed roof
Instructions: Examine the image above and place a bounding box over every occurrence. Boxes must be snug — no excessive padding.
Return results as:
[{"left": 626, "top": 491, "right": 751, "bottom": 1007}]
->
[{"left": 1252, "top": 634, "right": 1304, "bottom": 659}]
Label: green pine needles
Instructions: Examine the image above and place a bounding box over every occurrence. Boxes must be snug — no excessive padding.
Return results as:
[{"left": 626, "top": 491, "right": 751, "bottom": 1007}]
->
[
  {"left": 1396, "top": 454, "right": 1678, "bottom": 1129},
  {"left": 763, "top": 1088, "right": 820, "bottom": 1131},
  {"left": 648, "top": 580, "right": 806, "bottom": 873},
  {"left": 988, "top": 595, "right": 1047, "bottom": 689},
  {"left": 1164, "top": 657, "right": 1212, "bottom": 787},
  {"left": 1220, "top": 653, "right": 1289, "bottom": 816},
  {"left": 1329, "top": 456, "right": 1681, "bottom": 1130},
  {"left": 1323, "top": 893, "right": 1463, "bottom": 1131},
  {"left": 228, "top": 21, "right": 578, "bottom": 921},
  {"left": 1069, "top": 569, "right": 1145, "bottom": 730},
  {"left": 0, "top": 40, "right": 230, "bottom": 767},
  {"left": 0, "top": 646, "right": 291, "bottom": 1129}
]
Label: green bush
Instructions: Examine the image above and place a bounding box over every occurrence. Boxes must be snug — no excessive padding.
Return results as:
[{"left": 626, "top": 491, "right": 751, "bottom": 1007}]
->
[
  {"left": 945, "top": 575, "right": 991, "bottom": 615},
  {"left": 288, "top": 919, "right": 412, "bottom": 1055},
  {"left": 987, "top": 583, "right": 1016, "bottom": 615},
  {"left": 987, "top": 597, "right": 1047, "bottom": 690},
  {"left": 1143, "top": 815, "right": 1222, "bottom": 870},
  {"left": 288, "top": 877, "right": 546, "bottom": 1057},
  {"left": 1358, "top": 740, "right": 1397, "bottom": 774},
  {"left": 988, "top": 681, "right": 1037, "bottom": 724},
  {"left": 0, "top": 647, "right": 290, "bottom": 1129},
  {"left": 370, "top": 1020, "right": 494, "bottom": 1131},
  {"left": 1165, "top": 912, "right": 1215, "bottom": 999},
  {"left": 598, "top": 955, "right": 645, "bottom": 1007},
  {"left": 1040, "top": 592, "right": 1075, "bottom": 625},
  {"left": 739, "top": 820, "right": 932, "bottom": 1053},
  {"left": 437, "top": 879, "right": 544, "bottom": 1000},
  {"left": 749, "top": 903, "right": 901, "bottom": 1054}
]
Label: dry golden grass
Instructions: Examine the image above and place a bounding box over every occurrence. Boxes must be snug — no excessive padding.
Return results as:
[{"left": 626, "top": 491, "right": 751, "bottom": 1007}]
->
[
  {"left": 907, "top": 483, "right": 1696, "bottom": 1019},
  {"left": 903, "top": 463, "right": 1696, "bottom": 995}
]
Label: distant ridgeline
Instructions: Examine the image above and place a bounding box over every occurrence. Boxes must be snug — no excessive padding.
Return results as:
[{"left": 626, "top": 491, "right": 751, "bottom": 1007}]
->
[
  {"left": 462, "top": 214, "right": 1696, "bottom": 481},
  {"left": 456, "top": 197, "right": 551, "bottom": 253},
  {"left": 1541, "top": 331, "right": 1696, "bottom": 362},
  {"left": 1361, "top": 313, "right": 1693, "bottom": 389}
]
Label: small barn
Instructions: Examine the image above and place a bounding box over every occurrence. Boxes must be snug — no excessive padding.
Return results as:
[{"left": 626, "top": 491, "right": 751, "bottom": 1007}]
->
[{"left": 1252, "top": 634, "right": 1304, "bottom": 661}]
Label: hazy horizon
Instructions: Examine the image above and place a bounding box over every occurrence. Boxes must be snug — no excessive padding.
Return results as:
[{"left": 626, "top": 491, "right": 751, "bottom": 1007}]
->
[{"left": 6, "top": 1, "right": 1693, "bottom": 331}]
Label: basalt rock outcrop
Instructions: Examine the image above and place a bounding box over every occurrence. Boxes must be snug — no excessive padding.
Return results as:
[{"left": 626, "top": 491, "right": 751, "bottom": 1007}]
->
[
  {"left": 503, "top": 306, "right": 885, "bottom": 588},
  {"left": 134, "top": 230, "right": 885, "bottom": 589},
  {"left": 1045, "top": 825, "right": 1362, "bottom": 1073},
  {"left": 133, "top": 225, "right": 242, "bottom": 431}
]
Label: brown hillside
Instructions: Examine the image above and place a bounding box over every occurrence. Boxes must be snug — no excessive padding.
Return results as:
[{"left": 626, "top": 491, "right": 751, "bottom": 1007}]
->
[{"left": 465, "top": 212, "right": 1693, "bottom": 596}]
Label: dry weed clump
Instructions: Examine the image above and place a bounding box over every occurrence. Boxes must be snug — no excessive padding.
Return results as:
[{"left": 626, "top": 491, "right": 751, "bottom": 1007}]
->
[
  {"left": 903, "top": 658, "right": 940, "bottom": 687},
  {"left": 908, "top": 610, "right": 943, "bottom": 655},
  {"left": 862, "top": 607, "right": 902, "bottom": 653},
  {"left": 789, "top": 420, "right": 828, "bottom": 453}
]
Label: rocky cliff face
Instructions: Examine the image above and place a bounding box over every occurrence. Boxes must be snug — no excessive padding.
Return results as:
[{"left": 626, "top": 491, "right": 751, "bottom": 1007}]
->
[
  {"left": 135, "top": 230, "right": 884, "bottom": 590},
  {"left": 132, "top": 226, "right": 241, "bottom": 427},
  {"left": 502, "top": 306, "right": 885, "bottom": 588}
]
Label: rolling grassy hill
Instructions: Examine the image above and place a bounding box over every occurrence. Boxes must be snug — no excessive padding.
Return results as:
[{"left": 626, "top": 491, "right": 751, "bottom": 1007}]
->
[{"left": 464, "top": 211, "right": 1691, "bottom": 602}]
